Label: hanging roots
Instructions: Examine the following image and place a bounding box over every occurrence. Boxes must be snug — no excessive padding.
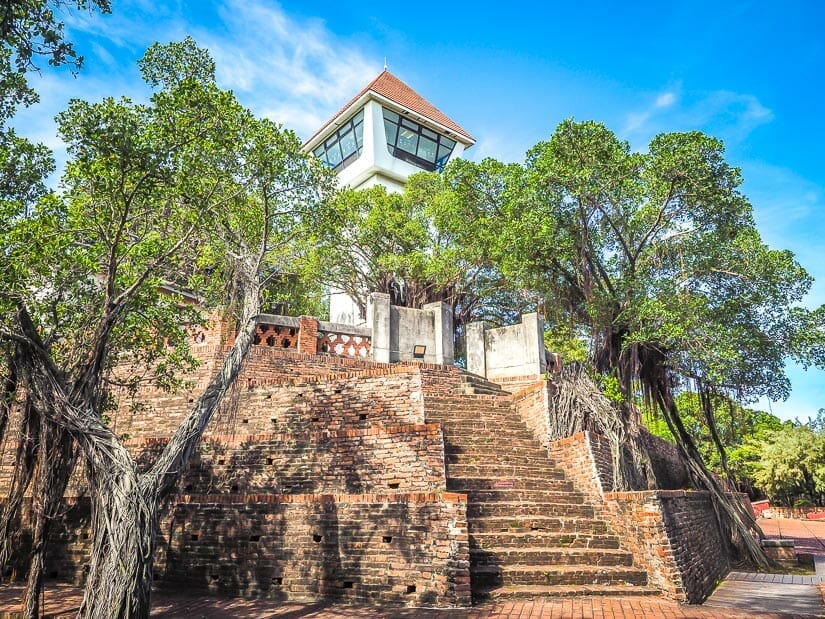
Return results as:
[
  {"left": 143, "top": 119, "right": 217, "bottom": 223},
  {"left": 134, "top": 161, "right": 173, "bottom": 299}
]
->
[{"left": 548, "top": 363, "right": 652, "bottom": 490}]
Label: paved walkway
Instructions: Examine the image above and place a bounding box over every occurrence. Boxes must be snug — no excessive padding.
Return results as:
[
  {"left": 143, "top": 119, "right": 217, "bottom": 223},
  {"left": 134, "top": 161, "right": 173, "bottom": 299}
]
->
[
  {"left": 0, "top": 585, "right": 811, "bottom": 619},
  {"left": 1, "top": 517, "right": 823, "bottom": 618}
]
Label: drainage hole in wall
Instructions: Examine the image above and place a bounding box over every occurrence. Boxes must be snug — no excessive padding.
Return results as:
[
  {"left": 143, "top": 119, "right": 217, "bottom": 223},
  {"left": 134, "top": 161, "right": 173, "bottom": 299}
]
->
[
  {"left": 217, "top": 458, "right": 225, "bottom": 465},
  {"left": 188, "top": 398, "right": 194, "bottom": 403},
  {"left": 272, "top": 577, "right": 283, "bottom": 586},
  {"left": 270, "top": 418, "right": 277, "bottom": 424},
  {"left": 266, "top": 457, "right": 274, "bottom": 465},
  {"left": 388, "top": 482, "right": 400, "bottom": 490},
  {"left": 231, "top": 485, "right": 239, "bottom": 493},
  {"left": 405, "top": 584, "right": 416, "bottom": 594},
  {"left": 359, "top": 414, "right": 367, "bottom": 421},
  {"left": 310, "top": 417, "right": 320, "bottom": 422},
  {"left": 265, "top": 393, "right": 272, "bottom": 399},
  {"left": 241, "top": 418, "right": 249, "bottom": 424},
  {"left": 190, "top": 534, "right": 199, "bottom": 541},
  {"left": 312, "top": 533, "right": 322, "bottom": 543},
  {"left": 382, "top": 536, "right": 392, "bottom": 544},
  {"left": 81, "top": 532, "right": 89, "bottom": 540},
  {"left": 249, "top": 534, "right": 261, "bottom": 542},
  {"left": 343, "top": 581, "right": 354, "bottom": 589}
]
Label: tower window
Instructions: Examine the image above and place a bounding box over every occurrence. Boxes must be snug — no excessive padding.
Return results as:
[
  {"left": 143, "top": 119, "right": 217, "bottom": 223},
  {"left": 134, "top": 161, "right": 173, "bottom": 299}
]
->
[
  {"left": 383, "top": 108, "right": 456, "bottom": 172},
  {"left": 313, "top": 110, "right": 364, "bottom": 172}
]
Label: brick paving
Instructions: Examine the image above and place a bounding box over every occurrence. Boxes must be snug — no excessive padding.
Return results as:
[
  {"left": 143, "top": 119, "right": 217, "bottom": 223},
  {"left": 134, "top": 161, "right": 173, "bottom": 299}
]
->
[{"left": 0, "top": 585, "right": 808, "bottom": 618}]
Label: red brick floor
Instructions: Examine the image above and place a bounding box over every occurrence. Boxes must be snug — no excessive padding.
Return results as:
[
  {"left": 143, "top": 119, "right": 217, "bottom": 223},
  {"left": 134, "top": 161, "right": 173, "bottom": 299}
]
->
[
  {"left": 759, "top": 516, "right": 825, "bottom": 554},
  {"left": 0, "top": 586, "right": 801, "bottom": 618}
]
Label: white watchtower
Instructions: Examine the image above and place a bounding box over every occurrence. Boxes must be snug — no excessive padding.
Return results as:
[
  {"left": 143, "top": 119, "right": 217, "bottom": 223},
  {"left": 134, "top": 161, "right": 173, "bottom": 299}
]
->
[
  {"left": 304, "top": 69, "right": 475, "bottom": 192},
  {"left": 304, "top": 70, "right": 475, "bottom": 323}
]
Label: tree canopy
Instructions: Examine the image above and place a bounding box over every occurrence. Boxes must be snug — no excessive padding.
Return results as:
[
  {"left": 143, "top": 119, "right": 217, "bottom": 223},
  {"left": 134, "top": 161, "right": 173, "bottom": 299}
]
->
[{"left": 0, "top": 36, "right": 334, "bottom": 617}]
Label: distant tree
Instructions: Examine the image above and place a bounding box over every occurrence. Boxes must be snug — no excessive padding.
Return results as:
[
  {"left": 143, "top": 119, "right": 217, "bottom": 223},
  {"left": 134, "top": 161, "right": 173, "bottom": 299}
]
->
[
  {"left": 751, "top": 423, "right": 825, "bottom": 507},
  {"left": 0, "top": 38, "right": 333, "bottom": 617}
]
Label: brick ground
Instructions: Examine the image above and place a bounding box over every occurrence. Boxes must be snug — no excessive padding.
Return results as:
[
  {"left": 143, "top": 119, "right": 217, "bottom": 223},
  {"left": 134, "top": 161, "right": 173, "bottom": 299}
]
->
[
  {"left": 0, "top": 586, "right": 804, "bottom": 618},
  {"left": 758, "top": 516, "right": 825, "bottom": 554}
]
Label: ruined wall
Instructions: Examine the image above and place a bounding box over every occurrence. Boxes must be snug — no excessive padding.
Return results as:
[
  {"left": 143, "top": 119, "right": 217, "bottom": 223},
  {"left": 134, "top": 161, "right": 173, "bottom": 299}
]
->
[
  {"left": 1, "top": 348, "right": 473, "bottom": 609},
  {"left": 547, "top": 431, "right": 730, "bottom": 602},
  {"left": 8, "top": 493, "right": 471, "bottom": 608}
]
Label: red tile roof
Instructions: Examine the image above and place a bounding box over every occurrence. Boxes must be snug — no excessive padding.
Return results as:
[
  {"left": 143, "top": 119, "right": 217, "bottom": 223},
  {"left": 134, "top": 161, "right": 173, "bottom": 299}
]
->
[{"left": 305, "top": 70, "right": 475, "bottom": 147}]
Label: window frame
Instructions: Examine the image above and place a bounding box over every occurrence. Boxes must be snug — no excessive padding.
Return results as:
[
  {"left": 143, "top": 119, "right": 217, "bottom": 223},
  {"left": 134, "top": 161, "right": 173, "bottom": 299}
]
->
[
  {"left": 382, "top": 107, "right": 456, "bottom": 172},
  {"left": 313, "top": 109, "right": 365, "bottom": 172}
]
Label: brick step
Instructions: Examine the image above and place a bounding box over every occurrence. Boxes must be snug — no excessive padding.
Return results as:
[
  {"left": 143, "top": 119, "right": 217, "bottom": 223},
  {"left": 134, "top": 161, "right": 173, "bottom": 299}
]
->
[
  {"left": 473, "top": 584, "right": 660, "bottom": 600},
  {"left": 434, "top": 421, "right": 536, "bottom": 437},
  {"left": 446, "top": 453, "right": 555, "bottom": 468},
  {"left": 470, "top": 531, "right": 620, "bottom": 550},
  {"left": 458, "top": 386, "right": 507, "bottom": 396},
  {"left": 445, "top": 464, "right": 566, "bottom": 479},
  {"left": 425, "top": 413, "right": 521, "bottom": 424},
  {"left": 470, "top": 547, "right": 633, "bottom": 567},
  {"left": 467, "top": 501, "right": 595, "bottom": 519},
  {"left": 446, "top": 477, "right": 574, "bottom": 492},
  {"left": 444, "top": 441, "right": 545, "bottom": 453},
  {"left": 425, "top": 394, "right": 513, "bottom": 403},
  {"left": 472, "top": 564, "right": 648, "bottom": 588},
  {"left": 424, "top": 404, "right": 515, "bottom": 414},
  {"left": 424, "top": 406, "right": 521, "bottom": 421},
  {"left": 458, "top": 373, "right": 510, "bottom": 391},
  {"left": 461, "top": 489, "right": 587, "bottom": 503},
  {"left": 469, "top": 516, "right": 610, "bottom": 535}
]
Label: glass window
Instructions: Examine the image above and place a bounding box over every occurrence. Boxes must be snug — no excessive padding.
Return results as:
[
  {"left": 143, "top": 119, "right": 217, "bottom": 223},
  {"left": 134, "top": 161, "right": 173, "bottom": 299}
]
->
[
  {"left": 384, "top": 119, "right": 397, "bottom": 146},
  {"left": 311, "top": 110, "right": 365, "bottom": 172},
  {"left": 417, "top": 136, "right": 437, "bottom": 162},
  {"left": 382, "top": 107, "right": 458, "bottom": 173},
  {"left": 397, "top": 127, "right": 418, "bottom": 154},
  {"left": 326, "top": 144, "right": 342, "bottom": 167},
  {"left": 340, "top": 128, "right": 356, "bottom": 159}
]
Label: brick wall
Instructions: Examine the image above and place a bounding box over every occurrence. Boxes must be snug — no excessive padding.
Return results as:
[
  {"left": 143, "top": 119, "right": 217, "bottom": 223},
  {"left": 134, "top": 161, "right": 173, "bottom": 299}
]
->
[
  {"left": 7, "top": 493, "right": 471, "bottom": 608},
  {"left": 510, "top": 381, "right": 553, "bottom": 449},
  {"left": 548, "top": 431, "right": 731, "bottom": 602},
  {"left": 138, "top": 424, "right": 446, "bottom": 496},
  {"left": 109, "top": 364, "right": 425, "bottom": 440}
]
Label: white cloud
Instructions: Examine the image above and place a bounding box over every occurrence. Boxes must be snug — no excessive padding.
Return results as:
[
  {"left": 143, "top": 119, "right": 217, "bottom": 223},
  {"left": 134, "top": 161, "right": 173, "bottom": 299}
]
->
[
  {"left": 623, "top": 86, "right": 773, "bottom": 147},
  {"left": 192, "top": 0, "right": 378, "bottom": 137},
  {"left": 655, "top": 92, "right": 676, "bottom": 108}
]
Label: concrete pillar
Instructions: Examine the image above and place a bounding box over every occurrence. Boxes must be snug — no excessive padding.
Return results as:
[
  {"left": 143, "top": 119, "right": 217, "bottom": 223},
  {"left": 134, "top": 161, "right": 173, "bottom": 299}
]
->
[
  {"left": 465, "top": 321, "right": 487, "bottom": 377},
  {"left": 369, "top": 292, "right": 391, "bottom": 363},
  {"left": 423, "top": 301, "right": 454, "bottom": 366},
  {"left": 522, "top": 312, "right": 547, "bottom": 376},
  {"left": 297, "top": 316, "right": 318, "bottom": 355}
]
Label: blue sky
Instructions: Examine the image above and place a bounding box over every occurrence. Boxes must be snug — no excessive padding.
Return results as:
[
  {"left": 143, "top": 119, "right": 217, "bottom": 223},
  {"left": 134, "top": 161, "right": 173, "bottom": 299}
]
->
[{"left": 16, "top": 1, "right": 825, "bottom": 421}]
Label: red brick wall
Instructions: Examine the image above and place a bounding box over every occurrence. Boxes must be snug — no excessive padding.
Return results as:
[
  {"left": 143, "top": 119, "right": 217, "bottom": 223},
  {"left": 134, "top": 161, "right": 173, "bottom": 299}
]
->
[
  {"left": 7, "top": 493, "right": 471, "bottom": 608},
  {"left": 510, "top": 381, "right": 553, "bottom": 449},
  {"left": 549, "top": 431, "right": 731, "bottom": 602}
]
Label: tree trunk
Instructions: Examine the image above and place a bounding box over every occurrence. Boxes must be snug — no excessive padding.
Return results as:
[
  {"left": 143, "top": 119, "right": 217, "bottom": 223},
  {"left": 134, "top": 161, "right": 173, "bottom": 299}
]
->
[
  {"left": 0, "top": 401, "right": 38, "bottom": 579},
  {"left": 653, "top": 379, "right": 770, "bottom": 567},
  {"left": 22, "top": 418, "right": 76, "bottom": 618},
  {"left": 79, "top": 480, "right": 156, "bottom": 619},
  {"left": 77, "top": 277, "right": 261, "bottom": 616}
]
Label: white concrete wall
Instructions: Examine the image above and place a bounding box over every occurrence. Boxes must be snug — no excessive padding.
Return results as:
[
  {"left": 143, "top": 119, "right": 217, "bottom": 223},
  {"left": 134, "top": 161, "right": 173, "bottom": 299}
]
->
[
  {"left": 466, "top": 313, "right": 547, "bottom": 380},
  {"left": 369, "top": 292, "right": 453, "bottom": 365}
]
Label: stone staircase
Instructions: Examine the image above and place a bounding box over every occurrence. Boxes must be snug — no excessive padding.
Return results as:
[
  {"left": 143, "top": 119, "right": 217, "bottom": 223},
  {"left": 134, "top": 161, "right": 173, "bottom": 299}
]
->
[{"left": 424, "top": 382, "right": 657, "bottom": 600}]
